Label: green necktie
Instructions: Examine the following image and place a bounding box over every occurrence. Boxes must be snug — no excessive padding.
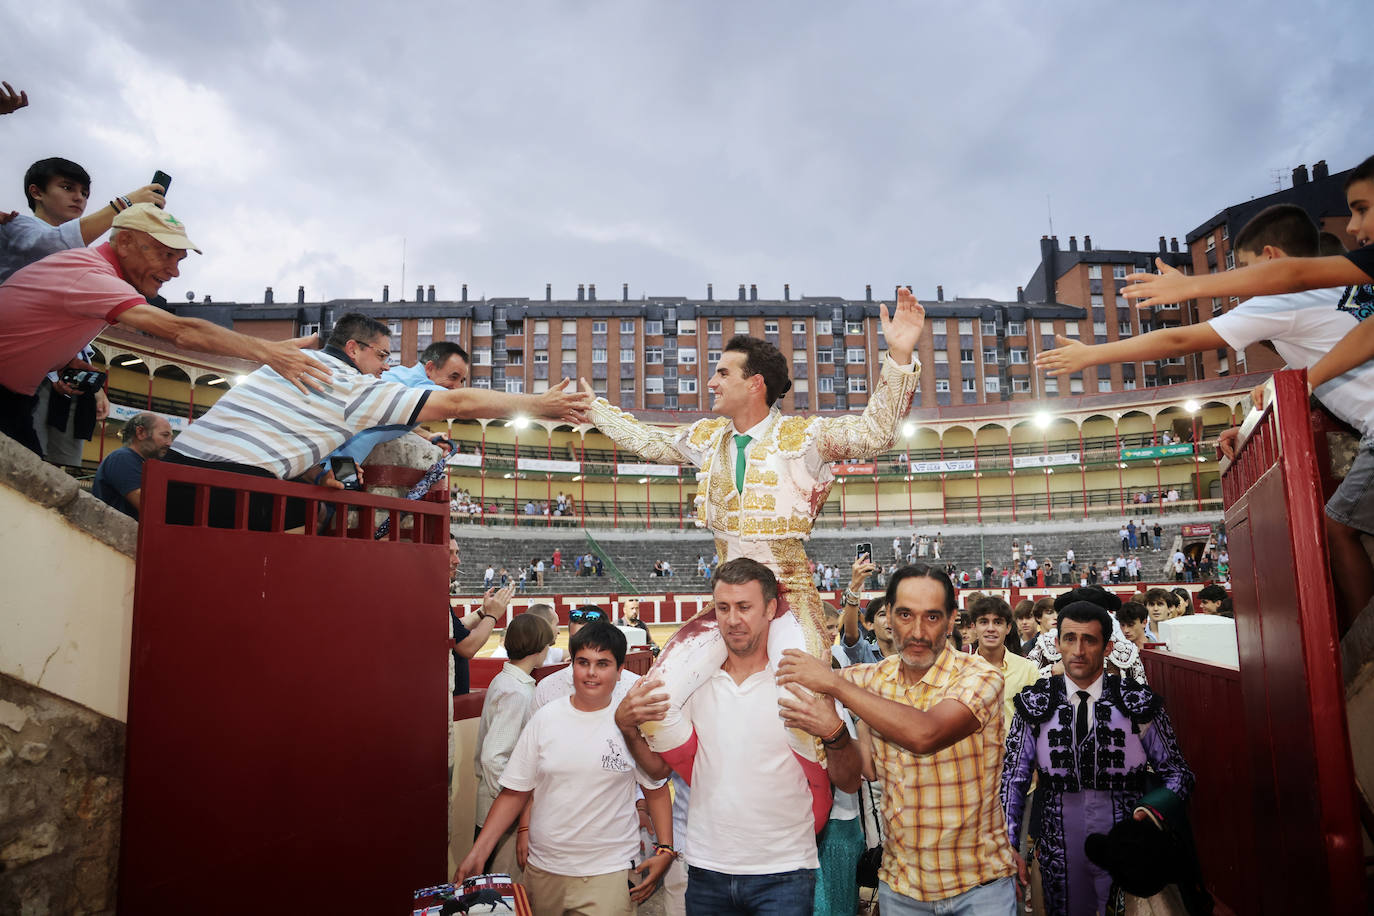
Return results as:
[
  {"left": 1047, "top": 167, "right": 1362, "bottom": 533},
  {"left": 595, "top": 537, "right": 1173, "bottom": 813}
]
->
[{"left": 733, "top": 434, "right": 752, "bottom": 493}]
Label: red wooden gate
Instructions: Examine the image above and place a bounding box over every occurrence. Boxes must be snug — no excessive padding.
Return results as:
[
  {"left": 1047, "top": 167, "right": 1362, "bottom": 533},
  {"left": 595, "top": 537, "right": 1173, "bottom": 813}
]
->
[
  {"left": 119, "top": 461, "right": 450, "bottom": 913},
  {"left": 1217, "top": 369, "right": 1364, "bottom": 913}
]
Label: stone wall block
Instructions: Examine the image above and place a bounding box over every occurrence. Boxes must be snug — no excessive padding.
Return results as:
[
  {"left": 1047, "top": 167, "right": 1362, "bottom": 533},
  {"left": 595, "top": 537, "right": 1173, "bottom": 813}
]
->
[
  {"left": 58, "top": 492, "right": 137, "bottom": 559},
  {"left": 0, "top": 437, "right": 78, "bottom": 509}
]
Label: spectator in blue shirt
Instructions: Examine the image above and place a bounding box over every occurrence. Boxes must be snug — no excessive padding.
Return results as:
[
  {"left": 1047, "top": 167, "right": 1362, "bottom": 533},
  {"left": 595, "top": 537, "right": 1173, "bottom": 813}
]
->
[{"left": 91, "top": 412, "right": 173, "bottom": 519}]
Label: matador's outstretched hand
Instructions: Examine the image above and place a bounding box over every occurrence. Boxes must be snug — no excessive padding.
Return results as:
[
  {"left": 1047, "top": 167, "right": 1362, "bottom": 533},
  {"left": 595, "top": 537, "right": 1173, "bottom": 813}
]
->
[{"left": 880, "top": 287, "right": 925, "bottom": 365}]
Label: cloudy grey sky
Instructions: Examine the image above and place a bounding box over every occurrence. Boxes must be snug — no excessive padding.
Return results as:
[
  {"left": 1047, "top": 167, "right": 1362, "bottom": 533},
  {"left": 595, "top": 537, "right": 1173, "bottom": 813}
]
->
[{"left": 3, "top": 0, "right": 1369, "bottom": 307}]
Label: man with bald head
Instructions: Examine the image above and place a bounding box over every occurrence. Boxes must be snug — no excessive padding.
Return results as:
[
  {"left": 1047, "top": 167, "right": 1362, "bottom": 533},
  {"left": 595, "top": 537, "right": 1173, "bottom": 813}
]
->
[{"left": 0, "top": 203, "right": 329, "bottom": 454}]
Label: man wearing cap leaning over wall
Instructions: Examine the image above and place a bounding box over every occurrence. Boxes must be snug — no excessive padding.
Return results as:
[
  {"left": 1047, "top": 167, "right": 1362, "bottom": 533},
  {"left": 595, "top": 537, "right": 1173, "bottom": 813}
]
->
[{"left": 0, "top": 202, "right": 331, "bottom": 455}]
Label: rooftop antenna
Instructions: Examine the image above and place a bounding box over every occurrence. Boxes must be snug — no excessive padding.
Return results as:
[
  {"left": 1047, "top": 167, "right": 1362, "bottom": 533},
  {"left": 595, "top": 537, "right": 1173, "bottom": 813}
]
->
[
  {"left": 1046, "top": 194, "right": 1054, "bottom": 237},
  {"left": 1269, "top": 168, "right": 1284, "bottom": 192},
  {"left": 400, "top": 237, "right": 406, "bottom": 298}
]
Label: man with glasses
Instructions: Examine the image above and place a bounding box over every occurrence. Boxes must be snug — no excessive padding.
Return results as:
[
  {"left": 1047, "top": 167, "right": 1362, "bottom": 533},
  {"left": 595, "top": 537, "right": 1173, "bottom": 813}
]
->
[
  {"left": 163, "top": 312, "right": 590, "bottom": 528},
  {"left": 0, "top": 203, "right": 330, "bottom": 456}
]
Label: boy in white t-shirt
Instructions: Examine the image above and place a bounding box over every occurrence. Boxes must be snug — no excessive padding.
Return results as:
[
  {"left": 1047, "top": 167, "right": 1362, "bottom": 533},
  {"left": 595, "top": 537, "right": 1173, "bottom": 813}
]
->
[
  {"left": 458, "top": 623, "right": 674, "bottom": 916},
  {"left": 1038, "top": 200, "right": 1374, "bottom": 630}
]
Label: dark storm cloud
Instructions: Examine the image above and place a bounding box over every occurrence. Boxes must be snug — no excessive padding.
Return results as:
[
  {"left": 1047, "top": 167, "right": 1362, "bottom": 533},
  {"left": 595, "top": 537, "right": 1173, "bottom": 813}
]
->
[{"left": 2, "top": 0, "right": 1368, "bottom": 306}]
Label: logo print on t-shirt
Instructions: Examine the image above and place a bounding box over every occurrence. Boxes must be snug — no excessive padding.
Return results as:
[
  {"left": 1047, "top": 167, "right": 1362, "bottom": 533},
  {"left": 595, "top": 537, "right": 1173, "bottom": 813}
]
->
[
  {"left": 1336, "top": 284, "right": 1374, "bottom": 322},
  {"left": 601, "top": 738, "right": 632, "bottom": 773}
]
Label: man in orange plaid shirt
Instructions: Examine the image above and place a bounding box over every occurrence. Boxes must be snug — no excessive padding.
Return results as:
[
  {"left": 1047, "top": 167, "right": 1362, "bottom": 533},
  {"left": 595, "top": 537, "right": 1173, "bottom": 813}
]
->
[{"left": 778, "top": 563, "right": 1019, "bottom": 914}]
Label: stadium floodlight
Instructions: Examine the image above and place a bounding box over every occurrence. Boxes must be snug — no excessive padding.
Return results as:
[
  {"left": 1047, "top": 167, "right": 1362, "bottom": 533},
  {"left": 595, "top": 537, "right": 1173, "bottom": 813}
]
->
[
  {"left": 1183, "top": 399, "right": 1200, "bottom": 413},
  {"left": 902, "top": 421, "right": 916, "bottom": 438},
  {"left": 1034, "top": 410, "right": 1052, "bottom": 429},
  {"left": 512, "top": 415, "right": 530, "bottom": 430}
]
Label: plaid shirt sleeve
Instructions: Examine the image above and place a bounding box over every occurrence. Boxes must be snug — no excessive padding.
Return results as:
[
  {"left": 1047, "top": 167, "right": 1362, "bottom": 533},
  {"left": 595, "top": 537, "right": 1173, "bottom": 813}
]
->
[{"left": 945, "top": 662, "right": 1003, "bottom": 730}]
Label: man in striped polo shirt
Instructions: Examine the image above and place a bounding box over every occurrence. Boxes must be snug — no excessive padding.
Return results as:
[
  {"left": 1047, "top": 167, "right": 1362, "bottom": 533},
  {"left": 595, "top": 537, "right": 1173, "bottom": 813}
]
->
[{"left": 164, "top": 312, "right": 590, "bottom": 528}]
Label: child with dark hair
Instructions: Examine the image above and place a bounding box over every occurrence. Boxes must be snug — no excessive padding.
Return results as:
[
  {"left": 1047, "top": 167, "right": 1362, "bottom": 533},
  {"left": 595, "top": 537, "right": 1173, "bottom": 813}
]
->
[
  {"left": 1196, "top": 584, "right": 1228, "bottom": 615},
  {"left": 460, "top": 621, "right": 676, "bottom": 911},
  {"left": 1116, "top": 601, "right": 1150, "bottom": 649}
]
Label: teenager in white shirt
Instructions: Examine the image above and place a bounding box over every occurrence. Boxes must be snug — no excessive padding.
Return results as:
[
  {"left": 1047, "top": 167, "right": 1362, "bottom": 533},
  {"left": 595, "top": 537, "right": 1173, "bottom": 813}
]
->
[{"left": 460, "top": 623, "right": 675, "bottom": 916}]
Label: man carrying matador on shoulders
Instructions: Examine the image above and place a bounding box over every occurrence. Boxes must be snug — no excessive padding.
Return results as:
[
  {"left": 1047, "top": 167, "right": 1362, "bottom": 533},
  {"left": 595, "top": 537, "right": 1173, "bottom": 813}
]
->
[{"left": 582, "top": 288, "right": 923, "bottom": 829}]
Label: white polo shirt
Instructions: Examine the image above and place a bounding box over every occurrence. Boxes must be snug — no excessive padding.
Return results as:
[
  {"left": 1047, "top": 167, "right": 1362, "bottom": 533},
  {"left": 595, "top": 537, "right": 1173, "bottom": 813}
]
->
[{"left": 683, "top": 665, "right": 817, "bottom": 874}]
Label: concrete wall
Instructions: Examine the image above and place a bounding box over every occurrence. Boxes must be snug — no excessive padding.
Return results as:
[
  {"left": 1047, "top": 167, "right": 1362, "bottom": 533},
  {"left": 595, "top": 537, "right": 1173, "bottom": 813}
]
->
[{"left": 0, "top": 437, "right": 138, "bottom": 914}]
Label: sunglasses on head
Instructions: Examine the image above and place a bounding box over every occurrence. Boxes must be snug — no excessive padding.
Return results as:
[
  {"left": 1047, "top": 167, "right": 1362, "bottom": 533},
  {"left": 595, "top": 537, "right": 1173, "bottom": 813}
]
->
[{"left": 570, "top": 610, "right": 606, "bottom": 623}]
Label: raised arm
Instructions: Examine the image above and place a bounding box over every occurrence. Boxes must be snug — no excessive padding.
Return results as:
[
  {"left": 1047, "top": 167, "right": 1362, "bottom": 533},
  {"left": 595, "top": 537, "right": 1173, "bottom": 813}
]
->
[
  {"left": 418, "top": 377, "right": 591, "bottom": 425},
  {"left": 1122, "top": 255, "right": 1368, "bottom": 306},
  {"left": 1035, "top": 323, "right": 1225, "bottom": 378},
  {"left": 583, "top": 379, "right": 700, "bottom": 467},
  {"left": 840, "top": 555, "right": 875, "bottom": 647},
  {"left": 116, "top": 304, "right": 332, "bottom": 394},
  {"left": 77, "top": 184, "right": 167, "bottom": 244}
]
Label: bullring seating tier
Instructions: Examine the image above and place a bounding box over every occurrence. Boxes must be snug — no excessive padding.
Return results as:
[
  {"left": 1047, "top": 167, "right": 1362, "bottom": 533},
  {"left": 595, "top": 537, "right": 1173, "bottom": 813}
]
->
[{"left": 451, "top": 511, "right": 1221, "bottom": 596}]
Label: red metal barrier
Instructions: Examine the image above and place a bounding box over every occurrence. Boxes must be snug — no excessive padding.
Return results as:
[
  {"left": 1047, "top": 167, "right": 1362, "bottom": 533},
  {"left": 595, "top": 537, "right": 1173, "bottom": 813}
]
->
[
  {"left": 1218, "top": 369, "right": 1364, "bottom": 913},
  {"left": 119, "top": 461, "right": 451, "bottom": 914},
  {"left": 1140, "top": 650, "right": 1254, "bottom": 914}
]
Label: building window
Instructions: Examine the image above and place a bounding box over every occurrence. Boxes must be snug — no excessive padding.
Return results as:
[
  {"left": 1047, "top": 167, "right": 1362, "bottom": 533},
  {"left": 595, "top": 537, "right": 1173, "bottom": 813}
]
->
[
  {"left": 416, "top": 318, "right": 433, "bottom": 336},
  {"left": 735, "top": 319, "right": 751, "bottom": 334},
  {"left": 960, "top": 349, "right": 974, "bottom": 363},
  {"left": 933, "top": 351, "right": 948, "bottom": 364},
  {"left": 592, "top": 348, "right": 608, "bottom": 363},
  {"left": 620, "top": 319, "right": 635, "bottom": 334},
  {"left": 848, "top": 378, "right": 868, "bottom": 394},
  {"left": 935, "top": 379, "right": 950, "bottom": 392},
  {"left": 1064, "top": 321, "right": 1079, "bottom": 336},
  {"left": 847, "top": 348, "right": 866, "bottom": 364},
  {"left": 621, "top": 379, "right": 635, "bottom": 393},
  {"left": 818, "top": 377, "right": 835, "bottom": 393},
  {"left": 1009, "top": 349, "right": 1028, "bottom": 364},
  {"left": 981, "top": 319, "right": 997, "bottom": 336},
  {"left": 645, "top": 377, "right": 664, "bottom": 394},
  {"left": 474, "top": 320, "right": 492, "bottom": 337},
  {"left": 1206, "top": 235, "right": 1216, "bottom": 252},
  {"left": 764, "top": 320, "right": 779, "bottom": 334},
  {"left": 1123, "top": 380, "right": 1137, "bottom": 389},
  {"left": 956, "top": 319, "right": 973, "bottom": 334},
  {"left": 984, "top": 377, "right": 1000, "bottom": 393},
  {"left": 678, "top": 319, "right": 696, "bottom": 335},
  {"left": 534, "top": 351, "right": 549, "bottom": 364},
  {"left": 1044, "top": 377, "right": 1058, "bottom": 393},
  {"left": 1139, "top": 320, "right": 1153, "bottom": 333},
  {"left": 561, "top": 349, "right": 577, "bottom": 365},
  {"left": 793, "top": 378, "right": 808, "bottom": 393},
  {"left": 708, "top": 349, "right": 721, "bottom": 364},
  {"left": 1088, "top": 265, "right": 1102, "bottom": 279},
  {"left": 1012, "top": 378, "right": 1031, "bottom": 393},
  {"left": 816, "top": 319, "right": 832, "bottom": 336},
  {"left": 506, "top": 350, "right": 524, "bottom": 365},
  {"left": 679, "top": 348, "right": 697, "bottom": 365},
  {"left": 445, "top": 318, "right": 462, "bottom": 335},
  {"left": 792, "top": 350, "right": 807, "bottom": 363},
  {"left": 792, "top": 319, "right": 807, "bottom": 334},
  {"left": 679, "top": 378, "right": 697, "bottom": 394},
  {"left": 591, "top": 320, "right": 607, "bottom": 334},
  {"left": 1069, "top": 379, "right": 1083, "bottom": 393},
  {"left": 472, "top": 377, "right": 491, "bottom": 389},
  {"left": 817, "top": 349, "right": 834, "bottom": 364},
  {"left": 1225, "top": 251, "right": 1235, "bottom": 270},
  {"left": 1113, "top": 265, "right": 1127, "bottom": 280},
  {"left": 620, "top": 348, "right": 635, "bottom": 363},
  {"left": 645, "top": 320, "right": 663, "bottom": 335},
  {"left": 645, "top": 348, "right": 663, "bottom": 364},
  {"left": 983, "top": 348, "right": 998, "bottom": 363},
  {"left": 846, "top": 320, "right": 863, "bottom": 335},
  {"left": 1093, "top": 321, "right": 1108, "bottom": 336},
  {"left": 1006, "top": 321, "right": 1026, "bottom": 336},
  {"left": 506, "top": 379, "right": 524, "bottom": 393},
  {"left": 1118, "top": 321, "right": 1133, "bottom": 336},
  {"left": 961, "top": 379, "right": 976, "bottom": 393},
  {"left": 1090, "top": 294, "right": 1104, "bottom": 308},
  {"left": 473, "top": 348, "right": 491, "bottom": 366},
  {"left": 1098, "top": 380, "right": 1112, "bottom": 392},
  {"left": 707, "top": 319, "right": 722, "bottom": 334}
]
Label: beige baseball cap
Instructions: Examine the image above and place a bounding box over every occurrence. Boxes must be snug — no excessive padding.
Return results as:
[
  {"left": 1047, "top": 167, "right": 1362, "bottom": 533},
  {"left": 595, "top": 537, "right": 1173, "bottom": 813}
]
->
[{"left": 112, "top": 202, "right": 202, "bottom": 254}]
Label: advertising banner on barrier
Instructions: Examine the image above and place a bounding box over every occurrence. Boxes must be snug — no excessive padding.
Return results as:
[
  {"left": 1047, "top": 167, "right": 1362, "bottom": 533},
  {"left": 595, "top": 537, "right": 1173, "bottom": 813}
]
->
[
  {"left": 616, "top": 463, "right": 679, "bottom": 477},
  {"left": 1182, "top": 524, "right": 1214, "bottom": 538},
  {"left": 908, "top": 459, "right": 976, "bottom": 474},
  {"left": 107, "top": 403, "right": 190, "bottom": 432},
  {"left": 831, "top": 462, "right": 878, "bottom": 476},
  {"left": 518, "top": 457, "right": 581, "bottom": 474},
  {"left": 445, "top": 452, "right": 483, "bottom": 467},
  {"left": 1121, "top": 443, "right": 1195, "bottom": 460},
  {"left": 1012, "top": 452, "right": 1080, "bottom": 469}
]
